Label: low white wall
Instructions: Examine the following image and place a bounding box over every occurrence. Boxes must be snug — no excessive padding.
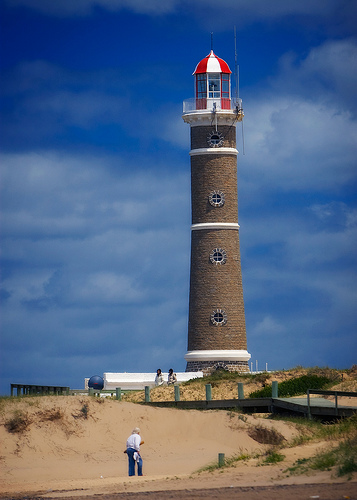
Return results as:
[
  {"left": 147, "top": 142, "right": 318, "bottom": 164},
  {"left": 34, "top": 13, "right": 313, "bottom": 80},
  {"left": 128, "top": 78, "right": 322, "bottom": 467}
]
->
[{"left": 103, "top": 372, "right": 203, "bottom": 391}]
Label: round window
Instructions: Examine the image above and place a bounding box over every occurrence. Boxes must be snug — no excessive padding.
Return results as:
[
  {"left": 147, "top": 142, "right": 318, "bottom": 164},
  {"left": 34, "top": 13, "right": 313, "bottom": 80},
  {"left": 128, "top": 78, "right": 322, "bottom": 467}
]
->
[
  {"left": 210, "top": 309, "right": 227, "bottom": 325},
  {"left": 207, "top": 130, "right": 224, "bottom": 147},
  {"left": 210, "top": 248, "right": 227, "bottom": 265},
  {"left": 209, "top": 190, "right": 225, "bottom": 207}
]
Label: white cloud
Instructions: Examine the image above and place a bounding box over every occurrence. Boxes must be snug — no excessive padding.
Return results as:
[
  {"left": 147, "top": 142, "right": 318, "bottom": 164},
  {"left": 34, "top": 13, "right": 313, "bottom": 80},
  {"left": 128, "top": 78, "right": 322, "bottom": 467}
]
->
[
  {"left": 5, "top": 0, "right": 178, "bottom": 17},
  {"left": 251, "top": 315, "right": 286, "bottom": 337},
  {"left": 1, "top": 61, "right": 189, "bottom": 149},
  {"left": 6, "top": 0, "right": 350, "bottom": 24},
  {"left": 241, "top": 98, "right": 356, "bottom": 193},
  {"left": 1, "top": 151, "right": 190, "bottom": 236},
  {"left": 33, "top": 90, "right": 128, "bottom": 128},
  {"left": 1, "top": 151, "right": 190, "bottom": 317},
  {"left": 274, "top": 39, "right": 357, "bottom": 112},
  {"left": 70, "top": 272, "right": 145, "bottom": 304},
  {"left": 189, "top": 0, "right": 337, "bottom": 18},
  {"left": 240, "top": 39, "right": 357, "bottom": 195}
]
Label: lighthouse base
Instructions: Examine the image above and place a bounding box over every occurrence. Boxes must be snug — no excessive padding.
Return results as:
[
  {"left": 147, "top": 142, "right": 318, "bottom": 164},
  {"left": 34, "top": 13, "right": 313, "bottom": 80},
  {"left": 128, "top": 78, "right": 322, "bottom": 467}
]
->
[
  {"left": 186, "top": 360, "right": 249, "bottom": 375},
  {"left": 185, "top": 350, "right": 251, "bottom": 375}
]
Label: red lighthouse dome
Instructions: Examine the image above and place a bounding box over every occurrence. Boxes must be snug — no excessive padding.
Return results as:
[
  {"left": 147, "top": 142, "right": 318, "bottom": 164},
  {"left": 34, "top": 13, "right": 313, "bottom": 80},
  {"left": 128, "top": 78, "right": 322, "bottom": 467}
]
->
[
  {"left": 193, "top": 50, "right": 232, "bottom": 75},
  {"left": 193, "top": 50, "right": 232, "bottom": 110}
]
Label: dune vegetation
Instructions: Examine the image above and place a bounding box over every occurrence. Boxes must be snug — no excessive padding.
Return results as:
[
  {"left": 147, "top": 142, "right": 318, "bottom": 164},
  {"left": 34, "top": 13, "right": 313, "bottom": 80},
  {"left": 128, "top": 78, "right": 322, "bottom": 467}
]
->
[{"left": 122, "top": 365, "right": 357, "bottom": 403}]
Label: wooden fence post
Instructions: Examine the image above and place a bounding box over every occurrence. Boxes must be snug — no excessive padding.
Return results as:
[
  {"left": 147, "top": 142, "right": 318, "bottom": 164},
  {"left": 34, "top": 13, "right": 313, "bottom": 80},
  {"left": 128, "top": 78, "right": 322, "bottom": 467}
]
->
[
  {"left": 174, "top": 385, "right": 180, "bottom": 402},
  {"left": 218, "top": 453, "right": 225, "bottom": 467},
  {"left": 238, "top": 383, "right": 244, "bottom": 399},
  {"left": 334, "top": 391, "right": 338, "bottom": 416},
  {"left": 307, "top": 389, "right": 311, "bottom": 420},
  {"left": 145, "top": 386, "right": 150, "bottom": 403},
  {"left": 116, "top": 387, "right": 122, "bottom": 400},
  {"left": 205, "top": 384, "right": 212, "bottom": 401},
  {"left": 272, "top": 381, "right": 278, "bottom": 398}
]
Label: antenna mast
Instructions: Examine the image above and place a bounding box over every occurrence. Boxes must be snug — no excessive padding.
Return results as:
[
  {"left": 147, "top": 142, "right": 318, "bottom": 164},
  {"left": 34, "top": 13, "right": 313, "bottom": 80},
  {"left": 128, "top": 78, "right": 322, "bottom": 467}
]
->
[
  {"left": 234, "top": 26, "right": 239, "bottom": 100},
  {"left": 234, "top": 26, "right": 245, "bottom": 154}
]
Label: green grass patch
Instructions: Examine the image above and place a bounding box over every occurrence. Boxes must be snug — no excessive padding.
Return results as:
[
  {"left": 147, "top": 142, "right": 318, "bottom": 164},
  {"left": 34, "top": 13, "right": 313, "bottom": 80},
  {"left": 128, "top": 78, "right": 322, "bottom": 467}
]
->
[
  {"left": 271, "top": 413, "right": 357, "bottom": 447},
  {"left": 195, "top": 451, "right": 251, "bottom": 473},
  {"left": 318, "top": 414, "right": 357, "bottom": 441},
  {"left": 285, "top": 457, "right": 310, "bottom": 475},
  {"left": 249, "top": 374, "right": 332, "bottom": 398},
  {"left": 338, "top": 455, "right": 357, "bottom": 477},
  {"left": 261, "top": 449, "right": 286, "bottom": 465},
  {"left": 285, "top": 430, "right": 357, "bottom": 479},
  {"left": 335, "top": 435, "right": 357, "bottom": 478}
]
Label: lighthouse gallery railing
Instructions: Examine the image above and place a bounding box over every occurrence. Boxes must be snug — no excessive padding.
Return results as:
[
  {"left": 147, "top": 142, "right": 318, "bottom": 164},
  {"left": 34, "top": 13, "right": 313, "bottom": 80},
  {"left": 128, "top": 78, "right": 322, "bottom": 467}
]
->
[{"left": 183, "top": 97, "right": 243, "bottom": 113}]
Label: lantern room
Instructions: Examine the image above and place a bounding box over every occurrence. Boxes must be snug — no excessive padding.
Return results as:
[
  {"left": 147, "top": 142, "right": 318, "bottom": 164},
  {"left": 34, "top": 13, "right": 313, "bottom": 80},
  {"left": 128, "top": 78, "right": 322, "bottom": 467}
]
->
[{"left": 193, "top": 50, "right": 232, "bottom": 111}]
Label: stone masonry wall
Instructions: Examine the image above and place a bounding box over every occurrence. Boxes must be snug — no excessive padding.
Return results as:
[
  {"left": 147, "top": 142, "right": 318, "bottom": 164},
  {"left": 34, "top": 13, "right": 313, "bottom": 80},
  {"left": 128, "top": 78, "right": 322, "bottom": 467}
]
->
[
  {"left": 187, "top": 120, "right": 248, "bottom": 368},
  {"left": 186, "top": 360, "right": 249, "bottom": 375},
  {"left": 188, "top": 228, "right": 247, "bottom": 351},
  {"left": 191, "top": 125, "right": 236, "bottom": 150},
  {"left": 191, "top": 154, "right": 238, "bottom": 224}
]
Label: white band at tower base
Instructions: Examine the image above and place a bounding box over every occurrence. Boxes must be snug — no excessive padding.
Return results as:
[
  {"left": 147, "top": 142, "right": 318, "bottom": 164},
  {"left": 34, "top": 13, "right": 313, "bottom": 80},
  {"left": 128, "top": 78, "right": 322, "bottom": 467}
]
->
[{"left": 185, "top": 350, "right": 251, "bottom": 362}]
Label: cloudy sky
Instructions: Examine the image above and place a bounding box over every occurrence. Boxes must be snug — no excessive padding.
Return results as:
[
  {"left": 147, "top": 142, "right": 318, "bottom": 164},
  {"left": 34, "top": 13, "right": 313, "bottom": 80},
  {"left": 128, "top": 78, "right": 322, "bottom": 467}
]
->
[{"left": 1, "top": 0, "right": 356, "bottom": 394}]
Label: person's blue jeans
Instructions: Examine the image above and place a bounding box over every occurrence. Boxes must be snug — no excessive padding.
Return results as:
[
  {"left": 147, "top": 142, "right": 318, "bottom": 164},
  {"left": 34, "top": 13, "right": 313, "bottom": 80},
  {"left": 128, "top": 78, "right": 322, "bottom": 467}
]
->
[{"left": 127, "top": 447, "right": 143, "bottom": 476}]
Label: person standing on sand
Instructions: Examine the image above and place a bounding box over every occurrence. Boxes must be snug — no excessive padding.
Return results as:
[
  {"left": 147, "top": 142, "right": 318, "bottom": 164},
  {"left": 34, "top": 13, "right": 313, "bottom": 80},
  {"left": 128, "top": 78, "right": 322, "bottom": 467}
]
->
[
  {"left": 125, "top": 427, "right": 144, "bottom": 476},
  {"left": 155, "top": 368, "right": 164, "bottom": 386}
]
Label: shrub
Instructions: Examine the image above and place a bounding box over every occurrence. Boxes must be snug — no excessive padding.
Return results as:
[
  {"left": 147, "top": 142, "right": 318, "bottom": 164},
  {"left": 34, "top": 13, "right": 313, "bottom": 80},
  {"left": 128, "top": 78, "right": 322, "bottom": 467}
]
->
[
  {"left": 39, "top": 408, "right": 64, "bottom": 422},
  {"left": 72, "top": 402, "right": 89, "bottom": 419},
  {"left": 248, "top": 424, "right": 286, "bottom": 445},
  {"left": 338, "top": 456, "right": 357, "bottom": 477},
  {"left": 262, "top": 450, "right": 285, "bottom": 465},
  {"left": 5, "top": 410, "right": 31, "bottom": 434},
  {"left": 310, "top": 452, "right": 336, "bottom": 471},
  {"left": 249, "top": 375, "right": 331, "bottom": 398}
]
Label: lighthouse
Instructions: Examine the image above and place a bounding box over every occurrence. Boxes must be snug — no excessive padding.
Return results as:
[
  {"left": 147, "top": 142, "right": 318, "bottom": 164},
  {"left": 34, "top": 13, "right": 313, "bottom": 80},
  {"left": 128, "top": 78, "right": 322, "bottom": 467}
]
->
[{"left": 182, "top": 50, "right": 251, "bottom": 374}]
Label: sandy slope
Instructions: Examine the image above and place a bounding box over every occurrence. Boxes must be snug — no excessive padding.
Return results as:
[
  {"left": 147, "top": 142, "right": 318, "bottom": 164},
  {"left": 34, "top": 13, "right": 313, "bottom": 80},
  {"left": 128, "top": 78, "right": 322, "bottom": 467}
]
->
[{"left": 0, "top": 396, "right": 355, "bottom": 499}]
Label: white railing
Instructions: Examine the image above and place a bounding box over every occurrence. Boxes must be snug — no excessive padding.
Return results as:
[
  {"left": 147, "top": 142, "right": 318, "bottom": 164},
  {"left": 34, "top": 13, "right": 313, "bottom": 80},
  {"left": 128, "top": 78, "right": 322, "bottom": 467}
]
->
[{"left": 183, "top": 97, "right": 243, "bottom": 113}]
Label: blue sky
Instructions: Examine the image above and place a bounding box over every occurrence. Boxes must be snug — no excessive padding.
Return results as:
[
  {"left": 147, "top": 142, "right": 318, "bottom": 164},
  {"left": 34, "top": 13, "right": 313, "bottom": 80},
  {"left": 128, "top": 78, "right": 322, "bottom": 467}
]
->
[{"left": 0, "top": 0, "right": 356, "bottom": 394}]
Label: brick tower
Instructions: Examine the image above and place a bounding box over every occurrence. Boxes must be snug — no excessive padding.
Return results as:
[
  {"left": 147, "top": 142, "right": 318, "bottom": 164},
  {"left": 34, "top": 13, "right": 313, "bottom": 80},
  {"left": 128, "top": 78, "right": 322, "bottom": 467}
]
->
[{"left": 182, "top": 50, "right": 251, "bottom": 374}]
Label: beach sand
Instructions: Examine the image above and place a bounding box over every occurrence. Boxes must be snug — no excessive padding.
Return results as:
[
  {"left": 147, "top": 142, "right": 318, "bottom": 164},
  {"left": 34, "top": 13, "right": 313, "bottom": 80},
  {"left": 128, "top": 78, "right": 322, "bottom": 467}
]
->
[{"left": 0, "top": 396, "right": 355, "bottom": 499}]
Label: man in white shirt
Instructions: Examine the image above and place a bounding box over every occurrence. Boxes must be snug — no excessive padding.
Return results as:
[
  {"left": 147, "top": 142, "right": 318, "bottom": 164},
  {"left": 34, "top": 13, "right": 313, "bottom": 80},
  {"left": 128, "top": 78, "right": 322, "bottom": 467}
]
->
[{"left": 125, "top": 427, "right": 144, "bottom": 476}]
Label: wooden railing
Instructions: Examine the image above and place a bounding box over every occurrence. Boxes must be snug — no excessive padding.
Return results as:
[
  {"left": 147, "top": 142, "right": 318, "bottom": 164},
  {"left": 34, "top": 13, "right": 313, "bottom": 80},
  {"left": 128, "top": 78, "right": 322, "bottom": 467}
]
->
[{"left": 307, "top": 389, "right": 357, "bottom": 419}]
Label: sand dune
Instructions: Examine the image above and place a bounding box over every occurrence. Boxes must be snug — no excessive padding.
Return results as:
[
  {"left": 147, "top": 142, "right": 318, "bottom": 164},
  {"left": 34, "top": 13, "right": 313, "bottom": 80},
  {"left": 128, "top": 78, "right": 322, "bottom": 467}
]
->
[{"left": 0, "top": 396, "right": 355, "bottom": 499}]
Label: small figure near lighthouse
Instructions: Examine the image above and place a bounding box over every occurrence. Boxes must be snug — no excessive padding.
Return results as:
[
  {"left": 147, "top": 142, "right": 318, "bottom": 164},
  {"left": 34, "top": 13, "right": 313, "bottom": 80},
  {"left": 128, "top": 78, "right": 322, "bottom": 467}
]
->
[{"left": 182, "top": 49, "right": 251, "bottom": 374}]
